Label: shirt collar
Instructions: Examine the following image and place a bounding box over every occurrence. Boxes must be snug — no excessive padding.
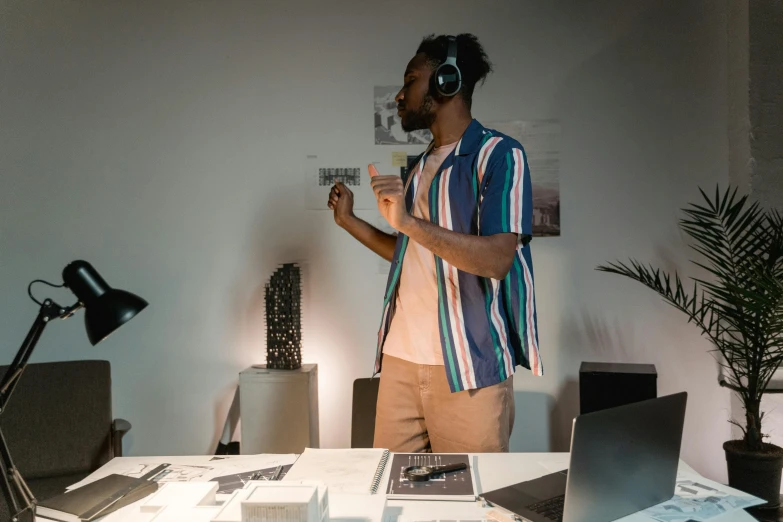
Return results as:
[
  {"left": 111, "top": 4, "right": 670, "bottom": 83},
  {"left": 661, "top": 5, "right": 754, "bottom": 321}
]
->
[
  {"left": 453, "top": 119, "right": 486, "bottom": 156},
  {"left": 419, "top": 118, "right": 484, "bottom": 165}
]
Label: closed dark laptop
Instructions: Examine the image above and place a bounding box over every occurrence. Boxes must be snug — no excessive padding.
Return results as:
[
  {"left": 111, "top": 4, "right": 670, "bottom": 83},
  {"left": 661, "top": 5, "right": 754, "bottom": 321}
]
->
[{"left": 481, "top": 392, "right": 687, "bottom": 522}]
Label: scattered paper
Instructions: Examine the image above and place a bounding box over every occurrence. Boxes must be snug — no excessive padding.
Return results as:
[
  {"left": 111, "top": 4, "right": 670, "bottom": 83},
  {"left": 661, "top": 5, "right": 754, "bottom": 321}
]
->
[
  {"left": 640, "top": 475, "right": 765, "bottom": 522},
  {"left": 211, "top": 464, "right": 293, "bottom": 494},
  {"left": 66, "top": 455, "right": 298, "bottom": 492},
  {"left": 137, "top": 463, "right": 213, "bottom": 482},
  {"left": 66, "top": 458, "right": 211, "bottom": 490}
]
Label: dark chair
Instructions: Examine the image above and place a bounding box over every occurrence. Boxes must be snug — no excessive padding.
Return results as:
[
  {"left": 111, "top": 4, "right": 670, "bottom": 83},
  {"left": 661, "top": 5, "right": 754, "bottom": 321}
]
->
[
  {"left": 351, "top": 377, "right": 380, "bottom": 448},
  {"left": 0, "top": 360, "right": 130, "bottom": 519}
]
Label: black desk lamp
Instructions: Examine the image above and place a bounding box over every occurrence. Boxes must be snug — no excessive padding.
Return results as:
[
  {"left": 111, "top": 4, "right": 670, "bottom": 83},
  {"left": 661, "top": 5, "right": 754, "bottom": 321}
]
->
[{"left": 0, "top": 260, "right": 147, "bottom": 522}]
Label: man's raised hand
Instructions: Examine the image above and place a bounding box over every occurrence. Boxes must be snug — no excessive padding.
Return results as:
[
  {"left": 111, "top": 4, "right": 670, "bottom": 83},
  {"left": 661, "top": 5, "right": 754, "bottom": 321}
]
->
[
  {"left": 368, "top": 164, "right": 410, "bottom": 231},
  {"left": 327, "top": 181, "right": 355, "bottom": 227}
]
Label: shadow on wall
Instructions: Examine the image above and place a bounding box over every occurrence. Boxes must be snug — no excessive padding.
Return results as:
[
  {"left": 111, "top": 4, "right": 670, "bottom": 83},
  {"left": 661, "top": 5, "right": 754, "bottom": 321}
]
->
[
  {"left": 572, "top": 311, "right": 637, "bottom": 362},
  {"left": 510, "top": 0, "right": 728, "bottom": 467},
  {"left": 208, "top": 182, "right": 315, "bottom": 453},
  {"left": 549, "top": 378, "right": 580, "bottom": 452},
  {"left": 510, "top": 391, "right": 552, "bottom": 452},
  {"left": 538, "top": 1, "right": 711, "bottom": 452},
  {"left": 231, "top": 184, "right": 314, "bottom": 367},
  {"left": 549, "top": 311, "right": 642, "bottom": 452},
  {"left": 210, "top": 382, "right": 242, "bottom": 454},
  {"left": 509, "top": 382, "right": 579, "bottom": 453}
]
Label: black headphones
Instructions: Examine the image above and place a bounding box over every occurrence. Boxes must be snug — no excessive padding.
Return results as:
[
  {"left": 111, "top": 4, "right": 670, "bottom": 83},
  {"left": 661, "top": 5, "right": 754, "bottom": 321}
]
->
[{"left": 431, "top": 35, "right": 462, "bottom": 97}]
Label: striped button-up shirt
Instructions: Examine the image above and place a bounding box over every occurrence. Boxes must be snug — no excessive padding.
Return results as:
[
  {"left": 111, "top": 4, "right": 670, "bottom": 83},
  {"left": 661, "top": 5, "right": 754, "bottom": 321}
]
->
[{"left": 374, "top": 119, "right": 543, "bottom": 392}]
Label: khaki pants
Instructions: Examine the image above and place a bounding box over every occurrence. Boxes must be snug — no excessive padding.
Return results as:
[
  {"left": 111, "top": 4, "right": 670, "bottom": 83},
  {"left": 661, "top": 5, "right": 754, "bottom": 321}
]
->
[{"left": 373, "top": 354, "right": 515, "bottom": 453}]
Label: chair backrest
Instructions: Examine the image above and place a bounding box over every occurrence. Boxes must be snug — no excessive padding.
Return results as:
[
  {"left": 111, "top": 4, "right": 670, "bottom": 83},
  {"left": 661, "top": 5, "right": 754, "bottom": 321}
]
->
[
  {"left": 351, "top": 377, "right": 380, "bottom": 448},
  {"left": 0, "top": 360, "right": 113, "bottom": 479}
]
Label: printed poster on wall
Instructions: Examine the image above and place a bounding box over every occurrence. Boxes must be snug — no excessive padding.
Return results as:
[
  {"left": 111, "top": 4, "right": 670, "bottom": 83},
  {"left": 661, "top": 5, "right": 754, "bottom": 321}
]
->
[
  {"left": 374, "top": 86, "right": 433, "bottom": 145},
  {"left": 485, "top": 119, "right": 561, "bottom": 237},
  {"left": 304, "top": 154, "right": 378, "bottom": 211}
]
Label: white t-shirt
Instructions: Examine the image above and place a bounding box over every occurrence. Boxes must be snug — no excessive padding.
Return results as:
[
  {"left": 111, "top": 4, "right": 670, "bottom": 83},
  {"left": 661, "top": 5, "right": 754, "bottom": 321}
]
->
[{"left": 382, "top": 141, "right": 458, "bottom": 366}]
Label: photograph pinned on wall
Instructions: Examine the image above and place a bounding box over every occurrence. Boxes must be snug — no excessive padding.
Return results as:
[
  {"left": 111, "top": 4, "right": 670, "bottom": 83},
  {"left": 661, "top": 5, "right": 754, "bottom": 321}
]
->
[
  {"left": 374, "top": 86, "right": 433, "bottom": 145},
  {"left": 400, "top": 154, "right": 421, "bottom": 179},
  {"left": 485, "top": 120, "right": 561, "bottom": 237},
  {"left": 304, "top": 154, "right": 378, "bottom": 210},
  {"left": 318, "top": 167, "right": 361, "bottom": 187},
  {"left": 391, "top": 151, "right": 409, "bottom": 167}
]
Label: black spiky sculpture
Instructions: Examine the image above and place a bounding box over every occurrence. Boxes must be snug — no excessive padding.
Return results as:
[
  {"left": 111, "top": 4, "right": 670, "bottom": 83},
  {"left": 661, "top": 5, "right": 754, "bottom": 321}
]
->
[{"left": 264, "top": 263, "right": 302, "bottom": 369}]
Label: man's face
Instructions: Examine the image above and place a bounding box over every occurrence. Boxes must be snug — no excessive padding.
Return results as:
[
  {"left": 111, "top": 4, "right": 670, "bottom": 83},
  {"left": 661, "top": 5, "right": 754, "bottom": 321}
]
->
[{"left": 395, "top": 53, "right": 436, "bottom": 132}]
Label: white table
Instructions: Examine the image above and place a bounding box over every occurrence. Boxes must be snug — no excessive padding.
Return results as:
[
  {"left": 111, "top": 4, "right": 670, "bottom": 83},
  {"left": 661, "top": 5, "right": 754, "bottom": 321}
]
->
[{"left": 34, "top": 453, "right": 757, "bottom": 522}]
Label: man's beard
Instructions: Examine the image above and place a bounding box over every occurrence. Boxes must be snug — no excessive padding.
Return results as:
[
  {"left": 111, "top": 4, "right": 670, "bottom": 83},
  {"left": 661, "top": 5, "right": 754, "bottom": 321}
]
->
[{"left": 400, "top": 94, "right": 435, "bottom": 132}]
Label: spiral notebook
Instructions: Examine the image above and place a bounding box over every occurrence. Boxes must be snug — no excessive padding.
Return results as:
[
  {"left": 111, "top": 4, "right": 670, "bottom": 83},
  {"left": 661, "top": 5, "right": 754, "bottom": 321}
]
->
[{"left": 282, "top": 447, "right": 390, "bottom": 494}]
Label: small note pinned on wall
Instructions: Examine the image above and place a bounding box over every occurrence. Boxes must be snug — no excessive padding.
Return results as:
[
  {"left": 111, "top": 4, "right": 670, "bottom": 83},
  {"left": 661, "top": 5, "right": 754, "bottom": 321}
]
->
[{"left": 391, "top": 151, "right": 408, "bottom": 167}]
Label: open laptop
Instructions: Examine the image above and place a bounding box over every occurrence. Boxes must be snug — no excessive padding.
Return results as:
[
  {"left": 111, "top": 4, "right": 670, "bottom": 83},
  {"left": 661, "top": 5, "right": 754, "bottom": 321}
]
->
[{"left": 481, "top": 392, "right": 687, "bottom": 522}]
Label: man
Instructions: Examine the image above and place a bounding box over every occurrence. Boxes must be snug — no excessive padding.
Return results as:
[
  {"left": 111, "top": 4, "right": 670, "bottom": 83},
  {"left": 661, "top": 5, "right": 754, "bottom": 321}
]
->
[{"left": 328, "top": 33, "right": 541, "bottom": 453}]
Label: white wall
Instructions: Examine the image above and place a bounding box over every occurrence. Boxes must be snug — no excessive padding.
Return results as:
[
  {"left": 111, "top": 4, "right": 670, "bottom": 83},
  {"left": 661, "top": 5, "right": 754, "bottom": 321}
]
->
[
  {"left": 749, "top": 0, "right": 783, "bottom": 210},
  {"left": 746, "top": 0, "right": 783, "bottom": 492},
  {"left": 0, "top": 0, "right": 733, "bottom": 481}
]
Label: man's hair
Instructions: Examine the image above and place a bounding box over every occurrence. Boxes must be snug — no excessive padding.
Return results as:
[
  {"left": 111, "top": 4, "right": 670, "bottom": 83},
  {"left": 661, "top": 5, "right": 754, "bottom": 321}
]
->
[{"left": 416, "top": 33, "right": 493, "bottom": 109}]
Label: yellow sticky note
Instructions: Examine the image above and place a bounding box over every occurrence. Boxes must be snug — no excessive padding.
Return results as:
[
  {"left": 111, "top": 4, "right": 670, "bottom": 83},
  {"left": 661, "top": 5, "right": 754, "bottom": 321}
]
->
[{"left": 391, "top": 151, "right": 408, "bottom": 167}]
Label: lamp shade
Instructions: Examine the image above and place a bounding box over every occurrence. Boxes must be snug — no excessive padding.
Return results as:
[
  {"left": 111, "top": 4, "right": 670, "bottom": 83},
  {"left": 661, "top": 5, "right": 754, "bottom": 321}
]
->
[{"left": 62, "top": 260, "right": 148, "bottom": 345}]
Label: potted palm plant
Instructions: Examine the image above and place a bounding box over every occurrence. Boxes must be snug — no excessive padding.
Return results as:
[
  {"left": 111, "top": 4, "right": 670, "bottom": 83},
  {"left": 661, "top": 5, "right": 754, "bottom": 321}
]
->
[{"left": 596, "top": 186, "right": 783, "bottom": 507}]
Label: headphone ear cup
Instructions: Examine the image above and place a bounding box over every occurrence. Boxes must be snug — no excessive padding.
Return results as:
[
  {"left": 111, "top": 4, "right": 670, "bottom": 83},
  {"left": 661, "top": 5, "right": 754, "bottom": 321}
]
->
[{"left": 433, "top": 63, "right": 461, "bottom": 97}]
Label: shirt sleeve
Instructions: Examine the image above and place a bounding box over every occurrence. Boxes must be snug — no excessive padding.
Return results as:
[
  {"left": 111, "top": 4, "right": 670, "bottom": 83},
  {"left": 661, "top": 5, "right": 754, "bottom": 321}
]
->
[{"left": 478, "top": 142, "right": 532, "bottom": 237}]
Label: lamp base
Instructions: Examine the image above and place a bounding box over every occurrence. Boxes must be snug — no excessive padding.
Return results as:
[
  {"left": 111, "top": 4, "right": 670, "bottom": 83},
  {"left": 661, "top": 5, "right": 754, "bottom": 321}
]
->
[{"left": 10, "top": 508, "right": 35, "bottom": 522}]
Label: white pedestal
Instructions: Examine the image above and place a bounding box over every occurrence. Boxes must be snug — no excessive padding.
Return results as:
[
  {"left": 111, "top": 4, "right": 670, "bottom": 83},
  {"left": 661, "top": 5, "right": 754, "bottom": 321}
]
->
[{"left": 239, "top": 364, "right": 319, "bottom": 454}]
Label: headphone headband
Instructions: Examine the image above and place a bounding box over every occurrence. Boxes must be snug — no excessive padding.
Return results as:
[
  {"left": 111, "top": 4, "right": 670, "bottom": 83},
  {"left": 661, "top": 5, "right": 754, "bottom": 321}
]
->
[{"left": 445, "top": 35, "right": 457, "bottom": 66}]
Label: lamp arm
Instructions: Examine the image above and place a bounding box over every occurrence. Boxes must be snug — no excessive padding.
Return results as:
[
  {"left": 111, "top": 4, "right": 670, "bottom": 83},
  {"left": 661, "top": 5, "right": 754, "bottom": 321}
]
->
[
  {"left": 0, "top": 298, "right": 80, "bottom": 521},
  {"left": 0, "top": 308, "right": 49, "bottom": 414},
  {"left": 0, "top": 299, "right": 80, "bottom": 413}
]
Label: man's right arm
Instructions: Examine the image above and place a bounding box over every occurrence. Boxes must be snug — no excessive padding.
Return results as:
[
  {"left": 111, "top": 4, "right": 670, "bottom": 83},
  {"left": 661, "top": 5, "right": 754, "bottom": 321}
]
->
[
  {"left": 337, "top": 215, "right": 397, "bottom": 262},
  {"left": 328, "top": 181, "right": 397, "bottom": 262}
]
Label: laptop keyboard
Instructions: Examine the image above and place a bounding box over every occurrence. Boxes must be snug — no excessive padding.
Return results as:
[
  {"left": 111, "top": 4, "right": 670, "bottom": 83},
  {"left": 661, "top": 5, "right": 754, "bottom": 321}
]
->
[{"left": 528, "top": 495, "right": 565, "bottom": 522}]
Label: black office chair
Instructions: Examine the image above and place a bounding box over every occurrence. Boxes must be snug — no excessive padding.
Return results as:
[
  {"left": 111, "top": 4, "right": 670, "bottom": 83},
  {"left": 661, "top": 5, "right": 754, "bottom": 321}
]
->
[
  {"left": 0, "top": 360, "right": 131, "bottom": 519},
  {"left": 351, "top": 377, "right": 380, "bottom": 448}
]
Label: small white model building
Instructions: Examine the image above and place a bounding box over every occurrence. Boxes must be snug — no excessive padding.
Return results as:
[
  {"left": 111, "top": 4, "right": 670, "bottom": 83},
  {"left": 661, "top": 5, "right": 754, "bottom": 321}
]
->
[
  {"left": 213, "top": 480, "right": 328, "bottom": 522},
  {"left": 241, "top": 483, "right": 327, "bottom": 522}
]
